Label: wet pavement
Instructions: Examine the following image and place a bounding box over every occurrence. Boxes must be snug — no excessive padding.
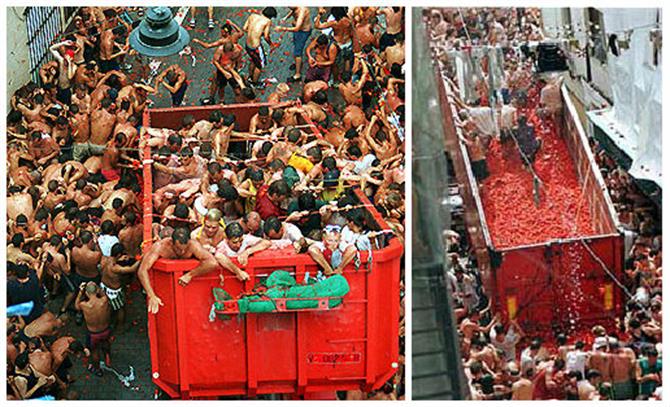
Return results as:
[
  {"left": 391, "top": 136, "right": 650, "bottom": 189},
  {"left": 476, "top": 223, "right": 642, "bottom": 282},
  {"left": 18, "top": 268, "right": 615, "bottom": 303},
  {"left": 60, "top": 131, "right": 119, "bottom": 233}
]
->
[{"left": 125, "top": 6, "right": 326, "bottom": 108}]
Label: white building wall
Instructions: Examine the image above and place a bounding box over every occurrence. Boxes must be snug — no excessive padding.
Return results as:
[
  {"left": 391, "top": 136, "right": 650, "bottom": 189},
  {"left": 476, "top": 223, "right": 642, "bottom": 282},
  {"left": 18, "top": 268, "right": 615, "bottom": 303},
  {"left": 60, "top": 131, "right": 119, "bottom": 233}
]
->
[{"left": 7, "top": 7, "right": 31, "bottom": 106}]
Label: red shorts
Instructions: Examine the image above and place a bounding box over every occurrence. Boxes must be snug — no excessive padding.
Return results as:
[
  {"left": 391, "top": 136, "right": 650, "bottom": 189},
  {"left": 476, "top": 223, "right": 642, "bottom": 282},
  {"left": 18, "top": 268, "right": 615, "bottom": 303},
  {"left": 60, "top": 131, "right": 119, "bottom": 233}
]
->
[
  {"left": 101, "top": 168, "right": 120, "bottom": 181},
  {"left": 86, "top": 327, "right": 111, "bottom": 350}
]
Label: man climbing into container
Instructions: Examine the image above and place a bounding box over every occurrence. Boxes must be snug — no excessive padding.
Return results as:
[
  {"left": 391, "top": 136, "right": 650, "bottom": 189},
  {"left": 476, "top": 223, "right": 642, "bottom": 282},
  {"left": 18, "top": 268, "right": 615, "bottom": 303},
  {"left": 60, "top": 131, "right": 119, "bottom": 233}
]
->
[
  {"left": 213, "top": 222, "right": 271, "bottom": 280},
  {"left": 191, "top": 208, "right": 227, "bottom": 254},
  {"left": 138, "top": 228, "right": 218, "bottom": 314}
]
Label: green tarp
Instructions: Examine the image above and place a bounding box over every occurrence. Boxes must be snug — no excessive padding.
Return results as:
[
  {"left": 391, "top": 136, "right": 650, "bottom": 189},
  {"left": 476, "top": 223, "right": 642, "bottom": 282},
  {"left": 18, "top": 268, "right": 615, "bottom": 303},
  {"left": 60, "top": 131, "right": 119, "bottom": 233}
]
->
[{"left": 213, "top": 270, "right": 350, "bottom": 315}]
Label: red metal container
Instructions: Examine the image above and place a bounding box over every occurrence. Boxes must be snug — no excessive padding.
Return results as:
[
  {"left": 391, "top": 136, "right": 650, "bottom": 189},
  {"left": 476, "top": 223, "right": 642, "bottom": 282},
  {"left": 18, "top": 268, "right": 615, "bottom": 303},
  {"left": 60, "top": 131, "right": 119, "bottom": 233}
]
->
[
  {"left": 437, "top": 73, "right": 625, "bottom": 336},
  {"left": 141, "top": 104, "right": 402, "bottom": 399}
]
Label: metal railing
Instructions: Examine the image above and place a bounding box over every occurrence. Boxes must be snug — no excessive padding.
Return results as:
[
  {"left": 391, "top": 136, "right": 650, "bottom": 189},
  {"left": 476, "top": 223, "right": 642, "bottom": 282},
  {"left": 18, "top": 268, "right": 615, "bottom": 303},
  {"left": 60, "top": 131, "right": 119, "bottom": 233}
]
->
[{"left": 25, "top": 7, "right": 63, "bottom": 84}]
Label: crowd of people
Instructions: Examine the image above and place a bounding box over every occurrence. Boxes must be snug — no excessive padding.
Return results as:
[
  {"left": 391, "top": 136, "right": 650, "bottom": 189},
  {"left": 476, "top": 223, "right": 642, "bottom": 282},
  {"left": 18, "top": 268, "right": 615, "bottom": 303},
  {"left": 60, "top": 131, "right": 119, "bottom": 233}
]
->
[
  {"left": 429, "top": 7, "right": 662, "bottom": 401},
  {"left": 7, "top": 6, "right": 405, "bottom": 400}
]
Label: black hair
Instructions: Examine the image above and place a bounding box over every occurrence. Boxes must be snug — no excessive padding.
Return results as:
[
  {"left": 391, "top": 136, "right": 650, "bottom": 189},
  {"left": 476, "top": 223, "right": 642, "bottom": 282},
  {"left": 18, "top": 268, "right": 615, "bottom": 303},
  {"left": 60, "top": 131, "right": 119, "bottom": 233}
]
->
[
  {"left": 347, "top": 144, "right": 362, "bottom": 158},
  {"left": 223, "top": 113, "right": 236, "bottom": 126},
  {"left": 174, "top": 203, "right": 189, "bottom": 219},
  {"left": 16, "top": 214, "right": 28, "bottom": 225},
  {"left": 101, "top": 97, "right": 112, "bottom": 109},
  {"left": 322, "top": 156, "right": 337, "bottom": 171},
  {"left": 180, "top": 147, "right": 193, "bottom": 157},
  {"left": 258, "top": 106, "right": 269, "bottom": 116},
  {"left": 11, "top": 233, "right": 24, "bottom": 248},
  {"left": 271, "top": 109, "right": 284, "bottom": 122},
  {"left": 110, "top": 243, "right": 125, "bottom": 258},
  {"left": 306, "top": 146, "right": 323, "bottom": 162},
  {"left": 316, "top": 34, "right": 329, "bottom": 46},
  {"left": 331, "top": 7, "right": 348, "bottom": 20},
  {"left": 172, "top": 227, "right": 190, "bottom": 244},
  {"left": 268, "top": 180, "right": 290, "bottom": 197},
  {"left": 49, "top": 234, "right": 62, "bottom": 247},
  {"left": 249, "top": 168, "right": 264, "bottom": 182},
  {"left": 167, "top": 134, "right": 183, "bottom": 147},
  {"left": 586, "top": 369, "right": 601, "bottom": 380},
  {"left": 209, "top": 110, "right": 223, "bottom": 123},
  {"left": 101, "top": 220, "right": 115, "bottom": 235},
  {"left": 241, "top": 87, "right": 256, "bottom": 100},
  {"left": 263, "top": 216, "right": 282, "bottom": 235},
  {"left": 112, "top": 197, "right": 124, "bottom": 209},
  {"left": 261, "top": 141, "right": 273, "bottom": 157},
  {"left": 217, "top": 182, "right": 239, "bottom": 201},
  {"left": 124, "top": 211, "right": 137, "bottom": 224},
  {"left": 288, "top": 128, "right": 301, "bottom": 143},
  {"left": 80, "top": 230, "right": 93, "bottom": 244},
  {"left": 297, "top": 192, "right": 316, "bottom": 210},
  {"left": 225, "top": 222, "right": 244, "bottom": 238},
  {"left": 262, "top": 7, "right": 278, "bottom": 19},
  {"left": 312, "top": 89, "right": 328, "bottom": 105}
]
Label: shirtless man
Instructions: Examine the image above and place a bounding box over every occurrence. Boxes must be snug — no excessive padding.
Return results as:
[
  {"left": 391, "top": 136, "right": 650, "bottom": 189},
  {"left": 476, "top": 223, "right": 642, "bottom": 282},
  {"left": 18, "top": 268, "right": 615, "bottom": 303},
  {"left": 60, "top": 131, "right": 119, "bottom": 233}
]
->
[
  {"left": 609, "top": 341, "right": 636, "bottom": 399},
  {"left": 383, "top": 33, "right": 405, "bottom": 70},
  {"left": 39, "top": 235, "right": 71, "bottom": 297},
  {"left": 354, "top": 15, "right": 380, "bottom": 51},
  {"left": 588, "top": 340, "right": 612, "bottom": 384},
  {"left": 305, "top": 34, "right": 338, "bottom": 83},
  {"left": 276, "top": 7, "right": 312, "bottom": 82},
  {"left": 101, "top": 243, "right": 139, "bottom": 329},
  {"left": 16, "top": 311, "right": 65, "bottom": 345},
  {"left": 511, "top": 368, "right": 534, "bottom": 400},
  {"left": 378, "top": 7, "right": 404, "bottom": 51},
  {"left": 315, "top": 7, "right": 354, "bottom": 79},
  {"left": 364, "top": 115, "right": 399, "bottom": 161},
  {"left": 210, "top": 41, "right": 246, "bottom": 103},
  {"left": 75, "top": 282, "right": 111, "bottom": 376},
  {"left": 89, "top": 98, "right": 117, "bottom": 156},
  {"left": 50, "top": 336, "right": 88, "bottom": 384},
  {"left": 118, "top": 211, "right": 143, "bottom": 258},
  {"left": 63, "top": 231, "right": 102, "bottom": 315},
  {"left": 29, "top": 131, "right": 60, "bottom": 168},
  {"left": 249, "top": 106, "right": 274, "bottom": 134},
  {"left": 243, "top": 7, "right": 277, "bottom": 86},
  {"left": 190, "top": 208, "right": 226, "bottom": 254},
  {"left": 156, "top": 64, "right": 189, "bottom": 107},
  {"left": 267, "top": 82, "right": 290, "bottom": 103},
  {"left": 303, "top": 79, "right": 329, "bottom": 103},
  {"left": 99, "top": 26, "right": 128, "bottom": 73},
  {"left": 138, "top": 228, "right": 218, "bottom": 314}
]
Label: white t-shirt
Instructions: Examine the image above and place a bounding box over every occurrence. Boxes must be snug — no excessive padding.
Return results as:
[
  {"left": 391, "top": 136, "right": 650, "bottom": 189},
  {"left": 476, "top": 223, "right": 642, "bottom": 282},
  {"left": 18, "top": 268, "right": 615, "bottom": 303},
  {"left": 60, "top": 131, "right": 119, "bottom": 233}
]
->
[
  {"left": 566, "top": 349, "right": 589, "bottom": 377},
  {"left": 500, "top": 105, "right": 517, "bottom": 130},
  {"left": 215, "top": 234, "right": 262, "bottom": 257},
  {"left": 468, "top": 107, "right": 496, "bottom": 136},
  {"left": 490, "top": 325, "right": 520, "bottom": 362},
  {"left": 353, "top": 154, "right": 377, "bottom": 175},
  {"left": 269, "top": 222, "right": 304, "bottom": 249},
  {"left": 98, "top": 234, "right": 120, "bottom": 257}
]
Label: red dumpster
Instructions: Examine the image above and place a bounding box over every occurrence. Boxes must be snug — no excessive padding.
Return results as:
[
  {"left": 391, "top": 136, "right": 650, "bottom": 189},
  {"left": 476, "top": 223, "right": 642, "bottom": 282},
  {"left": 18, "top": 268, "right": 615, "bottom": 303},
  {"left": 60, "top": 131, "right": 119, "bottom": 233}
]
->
[
  {"left": 437, "top": 73, "right": 624, "bottom": 337},
  {"left": 141, "top": 103, "right": 403, "bottom": 399}
]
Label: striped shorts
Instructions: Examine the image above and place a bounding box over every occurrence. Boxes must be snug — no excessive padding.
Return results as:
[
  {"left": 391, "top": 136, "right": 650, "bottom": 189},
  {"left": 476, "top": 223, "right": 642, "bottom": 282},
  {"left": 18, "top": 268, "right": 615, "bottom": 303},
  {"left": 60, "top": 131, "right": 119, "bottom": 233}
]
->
[{"left": 101, "top": 282, "right": 125, "bottom": 311}]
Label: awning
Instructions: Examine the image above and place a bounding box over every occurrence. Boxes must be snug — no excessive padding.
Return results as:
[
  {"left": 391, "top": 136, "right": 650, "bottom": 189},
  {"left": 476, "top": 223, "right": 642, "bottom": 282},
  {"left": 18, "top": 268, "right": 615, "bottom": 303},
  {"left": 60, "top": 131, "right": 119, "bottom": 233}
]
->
[{"left": 587, "top": 108, "right": 662, "bottom": 207}]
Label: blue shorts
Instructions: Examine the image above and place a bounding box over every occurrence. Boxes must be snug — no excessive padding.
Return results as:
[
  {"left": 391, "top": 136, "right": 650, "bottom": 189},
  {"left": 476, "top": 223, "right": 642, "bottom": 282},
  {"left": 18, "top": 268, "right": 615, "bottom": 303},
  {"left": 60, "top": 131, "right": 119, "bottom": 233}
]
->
[{"left": 293, "top": 30, "right": 311, "bottom": 57}]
